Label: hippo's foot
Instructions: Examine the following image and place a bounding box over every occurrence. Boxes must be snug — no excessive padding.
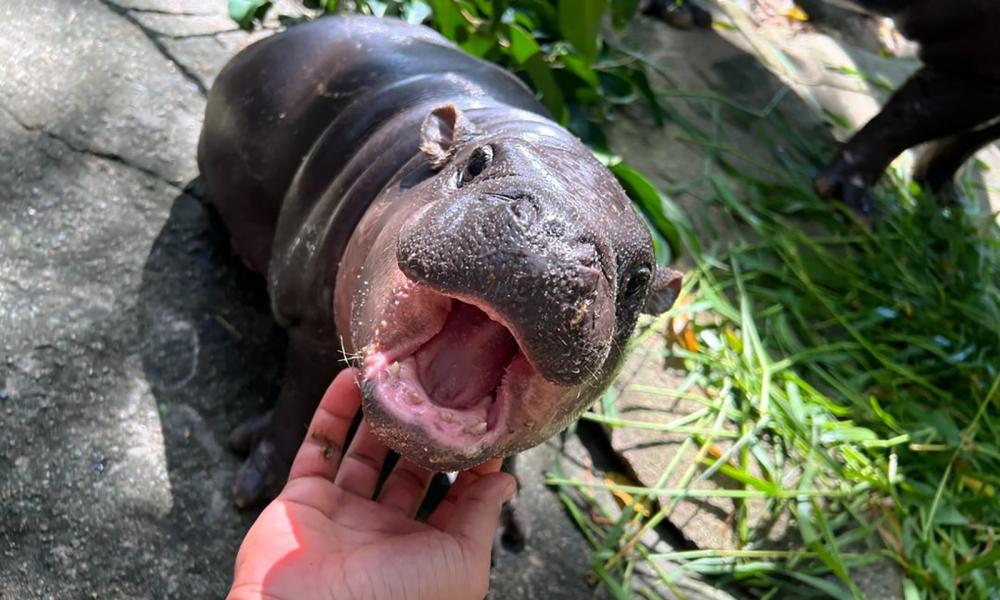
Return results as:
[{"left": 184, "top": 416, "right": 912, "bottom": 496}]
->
[
  {"left": 927, "top": 181, "right": 965, "bottom": 207},
  {"left": 642, "top": 0, "right": 713, "bottom": 30},
  {"left": 229, "top": 411, "right": 298, "bottom": 508},
  {"left": 909, "top": 175, "right": 967, "bottom": 208},
  {"left": 912, "top": 172, "right": 966, "bottom": 208},
  {"left": 813, "top": 166, "right": 881, "bottom": 218}
]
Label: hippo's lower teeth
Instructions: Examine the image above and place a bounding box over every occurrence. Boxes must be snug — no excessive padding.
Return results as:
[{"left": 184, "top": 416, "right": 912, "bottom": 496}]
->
[
  {"left": 466, "top": 420, "right": 487, "bottom": 435},
  {"left": 405, "top": 391, "right": 422, "bottom": 405},
  {"left": 464, "top": 443, "right": 483, "bottom": 458},
  {"left": 441, "top": 410, "right": 456, "bottom": 423}
]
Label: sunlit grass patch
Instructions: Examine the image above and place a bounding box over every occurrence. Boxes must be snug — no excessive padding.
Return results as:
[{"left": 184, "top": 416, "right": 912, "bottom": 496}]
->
[{"left": 549, "top": 84, "right": 1000, "bottom": 597}]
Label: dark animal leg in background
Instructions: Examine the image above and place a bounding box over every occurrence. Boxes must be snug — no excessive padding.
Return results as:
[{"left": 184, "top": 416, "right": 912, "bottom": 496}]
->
[
  {"left": 497, "top": 455, "right": 532, "bottom": 550},
  {"left": 230, "top": 331, "right": 343, "bottom": 508},
  {"left": 914, "top": 119, "right": 1000, "bottom": 204},
  {"left": 815, "top": 67, "right": 1000, "bottom": 214},
  {"left": 641, "top": 0, "right": 713, "bottom": 30}
]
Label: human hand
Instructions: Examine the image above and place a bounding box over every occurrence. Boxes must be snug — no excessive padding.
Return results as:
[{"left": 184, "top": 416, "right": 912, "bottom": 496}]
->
[{"left": 227, "top": 368, "right": 516, "bottom": 600}]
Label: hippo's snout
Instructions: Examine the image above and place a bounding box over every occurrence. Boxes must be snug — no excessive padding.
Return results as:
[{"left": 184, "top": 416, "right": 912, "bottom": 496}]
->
[{"left": 396, "top": 191, "right": 615, "bottom": 387}]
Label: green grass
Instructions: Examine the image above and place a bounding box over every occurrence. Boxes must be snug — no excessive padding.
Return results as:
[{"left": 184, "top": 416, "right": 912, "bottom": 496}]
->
[{"left": 546, "top": 48, "right": 1000, "bottom": 600}]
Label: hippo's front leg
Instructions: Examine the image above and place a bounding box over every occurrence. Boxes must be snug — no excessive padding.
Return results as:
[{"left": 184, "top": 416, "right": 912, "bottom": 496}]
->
[
  {"left": 229, "top": 331, "right": 343, "bottom": 507},
  {"left": 498, "top": 455, "right": 532, "bottom": 549}
]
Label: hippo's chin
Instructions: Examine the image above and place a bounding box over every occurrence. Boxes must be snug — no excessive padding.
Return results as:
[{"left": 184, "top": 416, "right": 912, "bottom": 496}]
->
[{"left": 359, "top": 281, "right": 550, "bottom": 470}]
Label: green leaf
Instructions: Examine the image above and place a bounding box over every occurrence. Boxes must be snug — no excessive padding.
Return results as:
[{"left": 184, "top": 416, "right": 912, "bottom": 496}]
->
[
  {"left": 927, "top": 410, "right": 961, "bottom": 445},
  {"left": 522, "top": 54, "right": 567, "bottom": 123},
  {"left": 557, "top": 0, "right": 608, "bottom": 64},
  {"left": 925, "top": 542, "right": 956, "bottom": 592},
  {"left": 228, "top": 0, "right": 272, "bottom": 30},
  {"left": 366, "top": 0, "right": 388, "bottom": 17},
  {"left": 598, "top": 70, "right": 636, "bottom": 104},
  {"left": 931, "top": 503, "right": 969, "bottom": 526},
  {"left": 783, "top": 571, "right": 850, "bottom": 599},
  {"left": 507, "top": 22, "right": 540, "bottom": 64},
  {"left": 460, "top": 34, "right": 496, "bottom": 57},
  {"left": 513, "top": 0, "right": 557, "bottom": 29},
  {"left": 627, "top": 67, "right": 665, "bottom": 126},
  {"left": 508, "top": 24, "right": 566, "bottom": 122},
  {"left": 428, "top": 0, "right": 463, "bottom": 39},
  {"left": 699, "top": 456, "right": 778, "bottom": 493},
  {"left": 568, "top": 107, "right": 609, "bottom": 151},
  {"left": 819, "top": 426, "right": 878, "bottom": 444},
  {"left": 491, "top": 0, "right": 509, "bottom": 22},
  {"left": 611, "top": 163, "right": 682, "bottom": 261},
  {"left": 561, "top": 54, "right": 600, "bottom": 89},
  {"left": 403, "top": 0, "right": 433, "bottom": 24},
  {"left": 600, "top": 387, "right": 617, "bottom": 419},
  {"left": 957, "top": 545, "right": 1000, "bottom": 575},
  {"left": 610, "top": 0, "right": 640, "bottom": 28}
]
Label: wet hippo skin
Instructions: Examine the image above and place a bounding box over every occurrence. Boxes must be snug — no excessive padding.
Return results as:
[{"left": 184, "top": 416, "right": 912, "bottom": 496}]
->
[{"left": 197, "top": 15, "right": 683, "bottom": 519}]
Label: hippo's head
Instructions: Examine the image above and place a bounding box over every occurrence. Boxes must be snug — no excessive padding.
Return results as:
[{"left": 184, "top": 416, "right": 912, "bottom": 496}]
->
[{"left": 338, "top": 104, "right": 682, "bottom": 471}]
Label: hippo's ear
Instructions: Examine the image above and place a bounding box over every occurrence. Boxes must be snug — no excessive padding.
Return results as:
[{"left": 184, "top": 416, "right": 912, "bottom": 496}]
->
[
  {"left": 419, "top": 104, "right": 477, "bottom": 170},
  {"left": 642, "top": 267, "right": 683, "bottom": 315}
]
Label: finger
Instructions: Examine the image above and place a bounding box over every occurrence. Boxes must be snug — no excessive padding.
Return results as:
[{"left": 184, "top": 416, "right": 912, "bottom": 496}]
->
[
  {"left": 441, "top": 472, "right": 516, "bottom": 562},
  {"left": 426, "top": 459, "right": 503, "bottom": 529},
  {"left": 286, "top": 368, "right": 362, "bottom": 483},
  {"left": 377, "top": 458, "right": 434, "bottom": 517},
  {"left": 332, "top": 420, "right": 391, "bottom": 498}
]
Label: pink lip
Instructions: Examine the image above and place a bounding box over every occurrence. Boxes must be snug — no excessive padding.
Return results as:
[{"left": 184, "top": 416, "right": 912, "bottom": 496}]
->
[{"left": 360, "top": 284, "right": 540, "bottom": 455}]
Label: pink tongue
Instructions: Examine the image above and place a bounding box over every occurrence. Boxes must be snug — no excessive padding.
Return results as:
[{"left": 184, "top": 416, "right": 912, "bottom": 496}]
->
[{"left": 415, "top": 302, "right": 518, "bottom": 409}]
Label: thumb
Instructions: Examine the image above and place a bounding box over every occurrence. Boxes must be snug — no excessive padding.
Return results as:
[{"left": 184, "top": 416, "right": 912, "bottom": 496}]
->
[{"left": 444, "top": 471, "right": 516, "bottom": 559}]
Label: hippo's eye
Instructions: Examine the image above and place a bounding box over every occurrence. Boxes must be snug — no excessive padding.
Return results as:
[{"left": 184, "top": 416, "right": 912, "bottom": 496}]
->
[
  {"left": 623, "top": 266, "right": 651, "bottom": 300},
  {"left": 459, "top": 145, "right": 494, "bottom": 186}
]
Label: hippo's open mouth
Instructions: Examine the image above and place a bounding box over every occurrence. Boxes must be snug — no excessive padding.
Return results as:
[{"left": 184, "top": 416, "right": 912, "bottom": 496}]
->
[{"left": 361, "top": 280, "right": 537, "bottom": 457}]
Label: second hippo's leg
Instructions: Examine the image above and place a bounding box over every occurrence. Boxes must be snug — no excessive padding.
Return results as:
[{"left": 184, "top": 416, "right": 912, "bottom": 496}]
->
[
  {"left": 815, "top": 67, "right": 1000, "bottom": 214},
  {"left": 913, "top": 118, "right": 1000, "bottom": 204},
  {"left": 497, "top": 454, "right": 532, "bottom": 549}
]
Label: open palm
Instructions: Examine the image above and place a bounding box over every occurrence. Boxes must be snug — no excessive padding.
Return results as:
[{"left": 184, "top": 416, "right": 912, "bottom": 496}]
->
[{"left": 228, "top": 369, "right": 515, "bottom": 600}]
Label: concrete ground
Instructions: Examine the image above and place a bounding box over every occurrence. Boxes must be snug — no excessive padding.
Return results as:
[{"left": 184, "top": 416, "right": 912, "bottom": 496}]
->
[{"left": 2, "top": 0, "right": 996, "bottom": 599}]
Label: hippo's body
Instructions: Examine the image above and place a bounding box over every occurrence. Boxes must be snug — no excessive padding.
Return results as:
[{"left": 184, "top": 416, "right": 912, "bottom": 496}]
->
[{"left": 198, "top": 16, "right": 680, "bottom": 509}]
